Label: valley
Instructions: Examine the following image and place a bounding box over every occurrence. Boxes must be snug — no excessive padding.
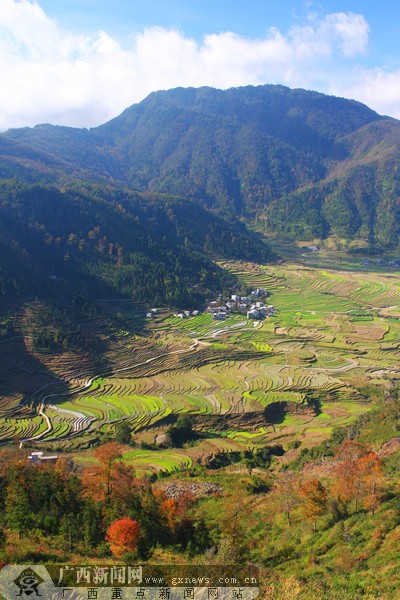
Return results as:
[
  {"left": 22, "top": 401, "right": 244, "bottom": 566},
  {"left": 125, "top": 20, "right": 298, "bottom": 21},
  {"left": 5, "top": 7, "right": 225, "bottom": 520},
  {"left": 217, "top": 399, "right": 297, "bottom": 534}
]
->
[
  {"left": 1, "top": 84, "right": 400, "bottom": 597},
  {"left": 2, "top": 244, "right": 399, "bottom": 474}
]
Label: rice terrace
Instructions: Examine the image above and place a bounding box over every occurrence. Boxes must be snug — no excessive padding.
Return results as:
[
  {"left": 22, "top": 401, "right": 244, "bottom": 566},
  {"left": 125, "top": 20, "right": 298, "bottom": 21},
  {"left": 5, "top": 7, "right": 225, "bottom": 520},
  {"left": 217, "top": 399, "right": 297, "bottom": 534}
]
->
[{"left": 1, "top": 242, "right": 399, "bottom": 474}]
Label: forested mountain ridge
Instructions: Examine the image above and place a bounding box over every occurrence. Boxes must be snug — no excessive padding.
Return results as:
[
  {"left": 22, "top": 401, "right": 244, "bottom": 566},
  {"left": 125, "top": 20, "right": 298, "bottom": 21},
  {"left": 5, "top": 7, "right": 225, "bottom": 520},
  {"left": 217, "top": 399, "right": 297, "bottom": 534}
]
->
[
  {"left": 0, "top": 181, "right": 273, "bottom": 311},
  {"left": 2, "top": 84, "right": 400, "bottom": 244}
]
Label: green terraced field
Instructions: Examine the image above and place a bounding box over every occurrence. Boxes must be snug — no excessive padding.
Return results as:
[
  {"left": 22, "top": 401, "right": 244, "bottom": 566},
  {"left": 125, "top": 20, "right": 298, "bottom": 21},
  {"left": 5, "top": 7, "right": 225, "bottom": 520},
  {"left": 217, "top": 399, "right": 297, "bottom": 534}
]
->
[{"left": 2, "top": 250, "right": 400, "bottom": 470}]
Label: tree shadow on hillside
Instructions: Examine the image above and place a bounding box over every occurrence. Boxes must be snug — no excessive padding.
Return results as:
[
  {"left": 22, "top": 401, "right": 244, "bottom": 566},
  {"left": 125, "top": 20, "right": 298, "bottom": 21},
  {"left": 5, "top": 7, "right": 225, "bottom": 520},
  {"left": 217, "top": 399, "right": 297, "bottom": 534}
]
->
[
  {"left": 0, "top": 333, "right": 71, "bottom": 415},
  {"left": 263, "top": 402, "right": 287, "bottom": 425}
]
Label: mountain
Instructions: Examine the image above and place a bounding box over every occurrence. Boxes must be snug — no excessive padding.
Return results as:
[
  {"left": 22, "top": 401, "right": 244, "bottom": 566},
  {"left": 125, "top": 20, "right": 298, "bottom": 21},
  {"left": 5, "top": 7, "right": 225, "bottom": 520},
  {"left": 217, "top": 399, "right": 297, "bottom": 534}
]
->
[
  {"left": 2, "top": 84, "right": 400, "bottom": 245},
  {"left": 0, "top": 179, "right": 273, "bottom": 309}
]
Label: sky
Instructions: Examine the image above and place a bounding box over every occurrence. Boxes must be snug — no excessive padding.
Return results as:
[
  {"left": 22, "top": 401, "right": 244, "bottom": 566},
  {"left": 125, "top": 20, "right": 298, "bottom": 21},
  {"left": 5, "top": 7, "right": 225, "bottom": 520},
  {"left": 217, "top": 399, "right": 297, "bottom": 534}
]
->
[{"left": 1, "top": 0, "right": 400, "bottom": 129}]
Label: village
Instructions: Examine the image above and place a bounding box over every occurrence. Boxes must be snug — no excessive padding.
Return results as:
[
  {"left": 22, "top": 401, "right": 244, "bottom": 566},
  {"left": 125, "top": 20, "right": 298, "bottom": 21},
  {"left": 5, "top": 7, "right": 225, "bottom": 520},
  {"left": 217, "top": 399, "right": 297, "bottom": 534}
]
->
[{"left": 145, "top": 287, "right": 276, "bottom": 322}]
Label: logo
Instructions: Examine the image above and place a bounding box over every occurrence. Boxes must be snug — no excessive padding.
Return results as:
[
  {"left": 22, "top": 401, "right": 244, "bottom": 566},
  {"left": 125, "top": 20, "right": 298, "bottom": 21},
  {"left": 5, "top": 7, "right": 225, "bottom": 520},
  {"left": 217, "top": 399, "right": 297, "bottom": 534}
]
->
[{"left": 13, "top": 568, "right": 44, "bottom": 597}]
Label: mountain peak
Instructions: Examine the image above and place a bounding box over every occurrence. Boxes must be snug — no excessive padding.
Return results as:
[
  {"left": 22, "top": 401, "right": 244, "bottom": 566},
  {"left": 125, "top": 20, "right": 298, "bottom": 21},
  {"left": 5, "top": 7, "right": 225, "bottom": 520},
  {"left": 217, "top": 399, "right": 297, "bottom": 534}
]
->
[{"left": 0, "top": 84, "right": 398, "bottom": 244}]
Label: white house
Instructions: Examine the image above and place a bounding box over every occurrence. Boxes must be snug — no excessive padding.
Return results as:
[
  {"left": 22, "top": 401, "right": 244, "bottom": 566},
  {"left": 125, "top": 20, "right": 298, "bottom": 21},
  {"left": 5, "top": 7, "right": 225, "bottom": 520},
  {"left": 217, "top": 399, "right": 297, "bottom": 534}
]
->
[{"left": 28, "top": 451, "right": 58, "bottom": 465}]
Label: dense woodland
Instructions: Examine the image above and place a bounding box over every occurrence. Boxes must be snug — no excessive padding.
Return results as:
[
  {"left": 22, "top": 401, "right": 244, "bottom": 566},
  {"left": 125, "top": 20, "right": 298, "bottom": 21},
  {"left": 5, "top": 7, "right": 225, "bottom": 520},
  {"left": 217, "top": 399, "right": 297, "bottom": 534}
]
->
[
  {"left": 0, "top": 180, "right": 268, "bottom": 303},
  {"left": 2, "top": 84, "right": 400, "bottom": 247},
  {"left": 0, "top": 179, "right": 273, "bottom": 348},
  {"left": 0, "top": 442, "right": 213, "bottom": 561}
]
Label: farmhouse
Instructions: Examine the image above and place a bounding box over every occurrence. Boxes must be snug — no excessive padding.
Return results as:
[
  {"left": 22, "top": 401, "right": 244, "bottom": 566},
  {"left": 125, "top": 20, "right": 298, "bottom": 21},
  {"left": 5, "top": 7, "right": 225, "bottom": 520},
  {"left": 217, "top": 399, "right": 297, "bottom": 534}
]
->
[
  {"left": 213, "top": 311, "right": 227, "bottom": 320},
  {"left": 206, "top": 305, "right": 223, "bottom": 314},
  {"left": 251, "top": 288, "right": 268, "bottom": 298},
  {"left": 247, "top": 309, "right": 260, "bottom": 319},
  {"left": 28, "top": 451, "right": 58, "bottom": 465}
]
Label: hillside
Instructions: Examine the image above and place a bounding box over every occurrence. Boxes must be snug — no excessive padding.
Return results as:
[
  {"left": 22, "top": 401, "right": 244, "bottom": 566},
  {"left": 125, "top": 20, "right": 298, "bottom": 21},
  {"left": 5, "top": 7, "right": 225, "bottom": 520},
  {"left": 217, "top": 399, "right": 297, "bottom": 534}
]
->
[
  {"left": 2, "top": 84, "right": 400, "bottom": 245},
  {"left": 0, "top": 182, "right": 270, "bottom": 306},
  {"left": 1, "top": 253, "right": 400, "bottom": 599}
]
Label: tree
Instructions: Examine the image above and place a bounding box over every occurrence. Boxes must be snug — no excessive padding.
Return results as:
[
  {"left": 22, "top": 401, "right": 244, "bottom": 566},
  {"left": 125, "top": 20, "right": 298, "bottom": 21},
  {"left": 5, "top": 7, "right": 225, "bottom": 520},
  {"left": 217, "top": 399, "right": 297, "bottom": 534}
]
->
[
  {"left": 166, "top": 415, "right": 196, "bottom": 447},
  {"left": 5, "top": 482, "right": 33, "bottom": 538},
  {"left": 106, "top": 517, "right": 141, "bottom": 558},
  {"left": 115, "top": 421, "right": 132, "bottom": 445},
  {"left": 357, "top": 452, "right": 383, "bottom": 514},
  {"left": 160, "top": 497, "right": 179, "bottom": 531},
  {"left": 299, "top": 478, "right": 328, "bottom": 531},
  {"left": 81, "top": 442, "right": 137, "bottom": 511},
  {"left": 333, "top": 440, "right": 368, "bottom": 514},
  {"left": 218, "top": 497, "right": 251, "bottom": 562}
]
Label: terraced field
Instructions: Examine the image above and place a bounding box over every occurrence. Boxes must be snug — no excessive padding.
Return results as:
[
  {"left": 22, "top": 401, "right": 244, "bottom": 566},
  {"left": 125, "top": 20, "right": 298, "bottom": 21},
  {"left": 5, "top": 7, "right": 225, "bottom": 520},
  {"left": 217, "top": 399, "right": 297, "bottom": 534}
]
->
[{"left": 1, "top": 253, "right": 400, "bottom": 468}]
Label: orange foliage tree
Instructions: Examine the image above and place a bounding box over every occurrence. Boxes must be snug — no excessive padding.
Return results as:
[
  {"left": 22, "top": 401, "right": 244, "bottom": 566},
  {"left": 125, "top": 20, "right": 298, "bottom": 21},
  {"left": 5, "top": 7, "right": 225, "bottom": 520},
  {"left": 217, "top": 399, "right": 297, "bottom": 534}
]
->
[
  {"left": 106, "top": 517, "right": 141, "bottom": 558},
  {"left": 333, "top": 440, "right": 367, "bottom": 513},
  {"left": 81, "top": 442, "right": 137, "bottom": 510},
  {"left": 154, "top": 489, "right": 195, "bottom": 532},
  {"left": 160, "top": 497, "right": 179, "bottom": 530},
  {"left": 357, "top": 452, "right": 383, "bottom": 514},
  {"left": 299, "top": 478, "right": 328, "bottom": 531},
  {"left": 333, "top": 441, "right": 383, "bottom": 515}
]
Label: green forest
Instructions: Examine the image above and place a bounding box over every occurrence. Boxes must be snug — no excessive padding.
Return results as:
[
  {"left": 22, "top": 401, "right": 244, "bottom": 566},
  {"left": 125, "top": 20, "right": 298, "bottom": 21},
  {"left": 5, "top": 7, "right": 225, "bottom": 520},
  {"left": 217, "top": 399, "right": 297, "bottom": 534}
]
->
[{"left": 3, "top": 84, "right": 400, "bottom": 247}]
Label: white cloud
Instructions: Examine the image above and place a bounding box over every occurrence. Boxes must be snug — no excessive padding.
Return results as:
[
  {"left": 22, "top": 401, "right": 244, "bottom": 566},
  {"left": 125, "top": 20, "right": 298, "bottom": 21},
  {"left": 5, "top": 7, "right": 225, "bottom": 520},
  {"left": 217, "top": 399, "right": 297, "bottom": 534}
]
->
[
  {"left": 331, "top": 68, "right": 400, "bottom": 118},
  {"left": 0, "top": 1, "right": 398, "bottom": 129},
  {"left": 322, "top": 12, "right": 370, "bottom": 57}
]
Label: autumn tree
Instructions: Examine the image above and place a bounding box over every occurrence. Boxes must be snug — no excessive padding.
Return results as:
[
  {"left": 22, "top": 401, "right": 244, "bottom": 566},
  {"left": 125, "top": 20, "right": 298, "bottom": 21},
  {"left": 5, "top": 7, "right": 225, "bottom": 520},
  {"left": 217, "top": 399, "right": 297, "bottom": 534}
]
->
[
  {"left": 333, "top": 440, "right": 368, "bottom": 514},
  {"left": 358, "top": 452, "right": 383, "bottom": 514},
  {"left": 156, "top": 489, "right": 194, "bottom": 533},
  {"left": 299, "top": 478, "right": 328, "bottom": 531},
  {"left": 106, "top": 517, "right": 141, "bottom": 558},
  {"left": 332, "top": 440, "right": 384, "bottom": 517},
  {"left": 0, "top": 448, "right": 19, "bottom": 477},
  {"left": 82, "top": 442, "right": 137, "bottom": 511},
  {"left": 160, "top": 497, "right": 179, "bottom": 531}
]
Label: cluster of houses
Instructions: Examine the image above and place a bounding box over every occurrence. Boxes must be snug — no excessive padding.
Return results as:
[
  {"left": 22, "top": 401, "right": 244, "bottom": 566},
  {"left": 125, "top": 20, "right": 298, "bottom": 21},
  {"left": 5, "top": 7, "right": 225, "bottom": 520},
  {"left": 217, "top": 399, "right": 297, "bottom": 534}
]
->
[
  {"left": 145, "top": 287, "right": 276, "bottom": 322},
  {"left": 206, "top": 288, "right": 276, "bottom": 321},
  {"left": 363, "top": 257, "right": 400, "bottom": 268}
]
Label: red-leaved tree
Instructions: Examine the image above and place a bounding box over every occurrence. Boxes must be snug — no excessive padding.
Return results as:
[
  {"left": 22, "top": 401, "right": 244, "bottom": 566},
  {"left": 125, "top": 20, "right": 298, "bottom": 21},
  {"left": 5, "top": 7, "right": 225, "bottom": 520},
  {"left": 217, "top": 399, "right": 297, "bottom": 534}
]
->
[{"left": 106, "top": 517, "right": 141, "bottom": 558}]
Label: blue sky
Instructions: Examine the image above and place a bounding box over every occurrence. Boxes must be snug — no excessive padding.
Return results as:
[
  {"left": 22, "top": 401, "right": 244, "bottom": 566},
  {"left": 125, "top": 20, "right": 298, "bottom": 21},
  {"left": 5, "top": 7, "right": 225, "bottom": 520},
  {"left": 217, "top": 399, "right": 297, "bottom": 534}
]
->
[
  {"left": 1, "top": 0, "right": 400, "bottom": 129},
  {"left": 36, "top": 0, "right": 400, "bottom": 62}
]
